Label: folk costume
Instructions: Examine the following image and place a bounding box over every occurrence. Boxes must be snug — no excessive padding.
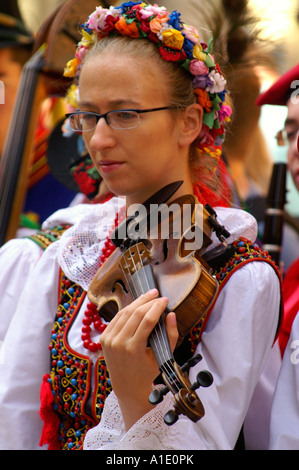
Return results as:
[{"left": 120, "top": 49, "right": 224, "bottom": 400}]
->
[
  {"left": 0, "top": 196, "right": 281, "bottom": 450},
  {"left": 0, "top": 2, "right": 281, "bottom": 451}
]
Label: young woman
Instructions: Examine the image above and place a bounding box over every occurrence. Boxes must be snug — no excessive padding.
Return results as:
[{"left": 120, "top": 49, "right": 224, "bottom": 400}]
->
[{"left": 0, "top": 2, "right": 281, "bottom": 450}]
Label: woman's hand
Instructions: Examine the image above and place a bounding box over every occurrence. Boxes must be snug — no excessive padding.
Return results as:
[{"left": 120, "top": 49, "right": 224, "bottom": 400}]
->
[{"left": 100, "top": 288, "right": 178, "bottom": 430}]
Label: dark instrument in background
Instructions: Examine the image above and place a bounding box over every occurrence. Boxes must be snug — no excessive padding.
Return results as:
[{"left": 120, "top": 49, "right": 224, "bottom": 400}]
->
[
  {"left": 0, "top": 0, "right": 114, "bottom": 246},
  {"left": 262, "top": 162, "right": 287, "bottom": 268}
]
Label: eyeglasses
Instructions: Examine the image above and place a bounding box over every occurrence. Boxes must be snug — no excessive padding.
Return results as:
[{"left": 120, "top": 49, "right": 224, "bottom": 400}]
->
[
  {"left": 275, "top": 127, "right": 299, "bottom": 146},
  {"left": 65, "top": 106, "right": 178, "bottom": 132}
]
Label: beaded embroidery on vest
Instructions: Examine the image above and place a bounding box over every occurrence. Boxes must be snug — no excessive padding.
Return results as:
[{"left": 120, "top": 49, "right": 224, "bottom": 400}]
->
[
  {"left": 43, "top": 236, "right": 281, "bottom": 450},
  {"left": 45, "top": 271, "right": 112, "bottom": 450},
  {"left": 25, "top": 224, "right": 71, "bottom": 250},
  {"left": 188, "top": 237, "right": 282, "bottom": 352}
]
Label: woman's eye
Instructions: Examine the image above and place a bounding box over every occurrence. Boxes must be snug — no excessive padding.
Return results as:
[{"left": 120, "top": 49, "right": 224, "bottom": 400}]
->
[
  {"left": 116, "top": 112, "right": 135, "bottom": 120},
  {"left": 82, "top": 113, "right": 95, "bottom": 121},
  {"left": 286, "top": 130, "right": 298, "bottom": 142}
]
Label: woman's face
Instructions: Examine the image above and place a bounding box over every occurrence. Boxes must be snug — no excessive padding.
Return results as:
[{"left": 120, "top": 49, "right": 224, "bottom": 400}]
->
[{"left": 79, "top": 51, "right": 196, "bottom": 205}]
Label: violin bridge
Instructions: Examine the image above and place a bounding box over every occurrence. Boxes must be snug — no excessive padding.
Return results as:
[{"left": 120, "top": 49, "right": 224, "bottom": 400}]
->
[{"left": 120, "top": 241, "right": 152, "bottom": 275}]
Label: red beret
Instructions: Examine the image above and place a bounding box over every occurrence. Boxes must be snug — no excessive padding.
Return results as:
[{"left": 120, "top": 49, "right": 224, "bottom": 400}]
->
[{"left": 256, "top": 63, "right": 299, "bottom": 106}]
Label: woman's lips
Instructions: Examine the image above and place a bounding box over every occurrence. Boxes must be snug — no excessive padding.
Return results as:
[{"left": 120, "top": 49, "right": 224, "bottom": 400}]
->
[{"left": 98, "top": 160, "right": 124, "bottom": 173}]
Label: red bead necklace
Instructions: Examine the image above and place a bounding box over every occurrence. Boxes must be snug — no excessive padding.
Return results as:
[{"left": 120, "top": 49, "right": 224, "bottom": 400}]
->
[{"left": 81, "top": 208, "right": 124, "bottom": 352}]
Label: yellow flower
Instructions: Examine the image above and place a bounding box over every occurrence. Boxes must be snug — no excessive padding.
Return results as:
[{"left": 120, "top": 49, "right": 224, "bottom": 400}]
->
[
  {"left": 64, "top": 58, "right": 80, "bottom": 78},
  {"left": 193, "top": 44, "right": 206, "bottom": 62},
  {"left": 80, "top": 29, "right": 94, "bottom": 48},
  {"left": 162, "top": 28, "right": 184, "bottom": 49},
  {"left": 66, "top": 84, "right": 79, "bottom": 108}
]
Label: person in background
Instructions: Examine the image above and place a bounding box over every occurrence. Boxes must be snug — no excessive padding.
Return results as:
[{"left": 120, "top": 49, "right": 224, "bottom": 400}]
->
[
  {"left": 254, "top": 62, "right": 299, "bottom": 449},
  {"left": 0, "top": 1, "right": 281, "bottom": 451},
  {"left": 256, "top": 63, "right": 299, "bottom": 358}
]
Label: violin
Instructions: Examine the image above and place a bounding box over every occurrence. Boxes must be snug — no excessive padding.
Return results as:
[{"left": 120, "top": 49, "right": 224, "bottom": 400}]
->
[
  {"left": 88, "top": 181, "right": 230, "bottom": 425},
  {"left": 0, "top": 0, "right": 114, "bottom": 246}
]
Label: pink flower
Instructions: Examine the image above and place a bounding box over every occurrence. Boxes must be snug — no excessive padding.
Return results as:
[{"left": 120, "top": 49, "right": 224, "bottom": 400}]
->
[
  {"left": 140, "top": 4, "right": 168, "bottom": 20},
  {"left": 197, "top": 125, "right": 214, "bottom": 146},
  {"left": 218, "top": 104, "right": 232, "bottom": 122},
  {"left": 76, "top": 46, "right": 88, "bottom": 61},
  {"left": 189, "top": 59, "right": 209, "bottom": 76},
  {"left": 181, "top": 24, "right": 200, "bottom": 44}
]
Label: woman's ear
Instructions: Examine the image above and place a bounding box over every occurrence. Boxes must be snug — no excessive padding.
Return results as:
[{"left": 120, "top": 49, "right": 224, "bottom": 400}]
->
[{"left": 178, "top": 103, "right": 203, "bottom": 148}]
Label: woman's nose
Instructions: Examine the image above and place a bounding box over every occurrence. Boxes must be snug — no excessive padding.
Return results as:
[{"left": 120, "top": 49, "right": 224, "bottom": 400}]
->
[{"left": 89, "top": 118, "right": 116, "bottom": 151}]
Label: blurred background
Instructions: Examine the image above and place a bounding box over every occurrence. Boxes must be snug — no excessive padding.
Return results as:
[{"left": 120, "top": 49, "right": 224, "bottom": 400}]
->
[{"left": 3, "top": 0, "right": 299, "bottom": 218}]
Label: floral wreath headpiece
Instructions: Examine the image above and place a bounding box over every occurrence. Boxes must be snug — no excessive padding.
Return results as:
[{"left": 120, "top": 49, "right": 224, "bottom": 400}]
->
[{"left": 64, "top": 1, "right": 232, "bottom": 160}]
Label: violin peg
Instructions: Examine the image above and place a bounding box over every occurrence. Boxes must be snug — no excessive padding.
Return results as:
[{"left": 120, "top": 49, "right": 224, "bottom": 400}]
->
[
  {"left": 148, "top": 386, "right": 169, "bottom": 405},
  {"left": 164, "top": 410, "right": 179, "bottom": 426},
  {"left": 181, "top": 353, "right": 202, "bottom": 372},
  {"left": 192, "top": 370, "right": 213, "bottom": 390}
]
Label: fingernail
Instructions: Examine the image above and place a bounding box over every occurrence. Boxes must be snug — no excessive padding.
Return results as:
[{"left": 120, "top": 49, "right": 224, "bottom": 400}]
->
[{"left": 148, "top": 288, "right": 158, "bottom": 295}]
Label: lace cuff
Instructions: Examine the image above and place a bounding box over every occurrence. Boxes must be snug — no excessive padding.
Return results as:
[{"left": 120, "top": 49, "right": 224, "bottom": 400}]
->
[{"left": 84, "top": 389, "right": 180, "bottom": 450}]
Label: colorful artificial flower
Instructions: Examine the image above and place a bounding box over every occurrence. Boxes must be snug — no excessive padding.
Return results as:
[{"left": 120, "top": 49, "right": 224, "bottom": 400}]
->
[
  {"left": 149, "top": 17, "right": 168, "bottom": 34},
  {"left": 64, "top": 58, "right": 80, "bottom": 78},
  {"left": 65, "top": 84, "right": 79, "bottom": 109},
  {"left": 189, "top": 59, "right": 209, "bottom": 76},
  {"left": 218, "top": 103, "right": 232, "bottom": 123},
  {"left": 193, "top": 44, "right": 207, "bottom": 62},
  {"left": 64, "top": 1, "right": 232, "bottom": 158},
  {"left": 115, "top": 16, "right": 140, "bottom": 38},
  {"left": 139, "top": 3, "right": 167, "bottom": 19},
  {"left": 207, "top": 70, "right": 227, "bottom": 94},
  {"left": 162, "top": 28, "right": 185, "bottom": 49},
  {"left": 182, "top": 24, "right": 200, "bottom": 45},
  {"left": 193, "top": 74, "right": 213, "bottom": 90},
  {"left": 194, "top": 88, "right": 213, "bottom": 113}
]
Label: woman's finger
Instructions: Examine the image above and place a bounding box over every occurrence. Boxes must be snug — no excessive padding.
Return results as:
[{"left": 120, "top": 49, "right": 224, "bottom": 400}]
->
[
  {"left": 102, "top": 288, "right": 159, "bottom": 332},
  {"left": 165, "top": 312, "right": 179, "bottom": 351}
]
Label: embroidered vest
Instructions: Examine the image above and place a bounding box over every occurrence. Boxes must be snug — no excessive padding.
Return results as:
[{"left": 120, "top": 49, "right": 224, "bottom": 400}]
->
[{"left": 29, "top": 231, "right": 281, "bottom": 450}]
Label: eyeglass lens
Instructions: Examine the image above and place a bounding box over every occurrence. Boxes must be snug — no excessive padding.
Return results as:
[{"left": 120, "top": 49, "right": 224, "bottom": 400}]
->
[{"left": 69, "top": 111, "right": 140, "bottom": 131}]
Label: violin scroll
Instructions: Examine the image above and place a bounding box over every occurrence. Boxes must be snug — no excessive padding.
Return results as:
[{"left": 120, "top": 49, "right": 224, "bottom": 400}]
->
[{"left": 149, "top": 354, "right": 213, "bottom": 426}]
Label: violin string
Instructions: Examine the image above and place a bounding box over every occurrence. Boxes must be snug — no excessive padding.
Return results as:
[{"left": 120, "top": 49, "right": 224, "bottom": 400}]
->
[
  {"left": 131, "top": 243, "right": 179, "bottom": 391},
  {"left": 118, "top": 244, "right": 180, "bottom": 394},
  {"left": 120, "top": 250, "right": 136, "bottom": 299},
  {"left": 133, "top": 243, "right": 170, "bottom": 364}
]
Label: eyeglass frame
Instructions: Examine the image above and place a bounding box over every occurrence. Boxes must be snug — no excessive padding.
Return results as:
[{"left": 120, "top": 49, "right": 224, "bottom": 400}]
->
[
  {"left": 275, "top": 127, "right": 299, "bottom": 147},
  {"left": 65, "top": 106, "right": 180, "bottom": 132}
]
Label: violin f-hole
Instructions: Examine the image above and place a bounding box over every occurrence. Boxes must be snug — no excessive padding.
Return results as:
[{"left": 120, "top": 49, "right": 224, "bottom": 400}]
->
[{"left": 112, "top": 279, "right": 129, "bottom": 294}]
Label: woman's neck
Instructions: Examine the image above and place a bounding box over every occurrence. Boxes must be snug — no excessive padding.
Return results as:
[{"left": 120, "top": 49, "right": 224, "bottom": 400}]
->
[{"left": 125, "top": 178, "right": 194, "bottom": 209}]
